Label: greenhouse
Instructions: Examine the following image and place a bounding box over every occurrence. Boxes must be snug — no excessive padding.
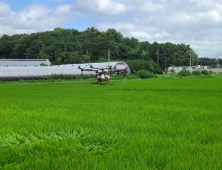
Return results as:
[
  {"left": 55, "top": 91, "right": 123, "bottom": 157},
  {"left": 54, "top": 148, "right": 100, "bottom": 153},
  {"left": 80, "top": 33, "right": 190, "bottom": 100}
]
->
[
  {"left": 0, "top": 61, "right": 130, "bottom": 81},
  {"left": 0, "top": 59, "right": 51, "bottom": 67},
  {"left": 57, "top": 62, "right": 130, "bottom": 73}
]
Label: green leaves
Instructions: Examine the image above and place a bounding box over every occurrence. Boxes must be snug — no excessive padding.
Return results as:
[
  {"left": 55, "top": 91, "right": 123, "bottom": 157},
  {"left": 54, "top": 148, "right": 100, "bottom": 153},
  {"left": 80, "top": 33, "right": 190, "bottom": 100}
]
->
[
  {"left": 140, "top": 50, "right": 149, "bottom": 60},
  {"left": 13, "top": 36, "right": 29, "bottom": 58},
  {"left": 125, "top": 59, "right": 162, "bottom": 74}
]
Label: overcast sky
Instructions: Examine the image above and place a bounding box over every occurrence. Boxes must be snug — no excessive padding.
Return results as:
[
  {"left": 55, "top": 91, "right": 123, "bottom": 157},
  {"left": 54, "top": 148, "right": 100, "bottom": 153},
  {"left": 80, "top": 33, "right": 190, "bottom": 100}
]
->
[{"left": 0, "top": 0, "right": 221, "bottom": 58}]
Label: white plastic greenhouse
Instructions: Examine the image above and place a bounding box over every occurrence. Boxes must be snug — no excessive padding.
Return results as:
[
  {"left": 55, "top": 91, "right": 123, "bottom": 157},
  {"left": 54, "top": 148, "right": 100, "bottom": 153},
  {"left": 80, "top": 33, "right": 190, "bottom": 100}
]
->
[
  {"left": 0, "top": 59, "right": 51, "bottom": 67},
  {"left": 56, "top": 62, "right": 130, "bottom": 73},
  {"left": 0, "top": 61, "right": 130, "bottom": 81}
]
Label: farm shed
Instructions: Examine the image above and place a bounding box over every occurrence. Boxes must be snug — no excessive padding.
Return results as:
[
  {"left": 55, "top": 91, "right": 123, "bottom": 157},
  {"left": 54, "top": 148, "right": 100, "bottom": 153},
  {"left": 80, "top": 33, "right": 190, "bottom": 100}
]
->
[
  {"left": 0, "top": 59, "right": 51, "bottom": 67},
  {"left": 0, "top": 61, "right": 130, "bottom": 81}
]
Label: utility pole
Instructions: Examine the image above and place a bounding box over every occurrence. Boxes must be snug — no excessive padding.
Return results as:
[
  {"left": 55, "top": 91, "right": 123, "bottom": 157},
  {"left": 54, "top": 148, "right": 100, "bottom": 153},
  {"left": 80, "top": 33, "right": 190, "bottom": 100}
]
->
[
  {"left": 89, "top": 55, "right": 90, "bottom": 65},
  {"left": 190, "top": 52, "right": 191, "bottom": 72},
  {"left": 217, "top": 54, "right": 219, "bottom": 68},
  {"left": 191, "top": 54, "right": 193, "bottom": 66},
  {"left": 191, "top": 53, "right": 195, "bottom": 66},
  {"left": 157, "top": 49, "right": 159, "bottom": 65},
  {"left": 165, "top": 57, "right": 167, "bottom": 74},
  {"left": 108, "top": 50, "right": 110, "bottom": 67},
  {"left": 108, "top": 50, "right": 111, "bottom": 75}
]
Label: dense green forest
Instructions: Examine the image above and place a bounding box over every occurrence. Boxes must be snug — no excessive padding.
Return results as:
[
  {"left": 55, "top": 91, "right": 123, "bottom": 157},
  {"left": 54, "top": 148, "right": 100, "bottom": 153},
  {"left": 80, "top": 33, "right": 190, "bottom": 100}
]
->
[
  {"left": 198, "top": 57, "right": 222, "bottom": 67},
  {"left": 0, "top": 27, "right": 198, "bottom": 69}
]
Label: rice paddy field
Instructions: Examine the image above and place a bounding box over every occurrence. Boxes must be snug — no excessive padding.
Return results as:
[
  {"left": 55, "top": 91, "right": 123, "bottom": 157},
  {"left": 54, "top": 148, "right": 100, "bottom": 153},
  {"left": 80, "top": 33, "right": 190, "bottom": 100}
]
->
[{"left": 0, "top": 78, "right": 222, "bottom": 169}]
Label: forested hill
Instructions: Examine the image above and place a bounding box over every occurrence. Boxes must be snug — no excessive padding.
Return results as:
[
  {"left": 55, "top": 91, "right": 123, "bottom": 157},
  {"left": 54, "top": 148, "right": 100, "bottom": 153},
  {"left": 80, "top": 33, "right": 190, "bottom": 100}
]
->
[{"left": 0, "top": 27, "right": 198, "bottom": 68}]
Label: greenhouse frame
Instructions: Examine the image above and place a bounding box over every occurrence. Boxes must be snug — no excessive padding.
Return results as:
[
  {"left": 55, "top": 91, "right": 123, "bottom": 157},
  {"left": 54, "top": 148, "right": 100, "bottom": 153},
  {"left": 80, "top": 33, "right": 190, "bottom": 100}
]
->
[
  {"left": 0, "top": 61, "right": 130, "bottom": 81},
  {"left": 0, "top": 59, "right": 51, "bottom": 67}
]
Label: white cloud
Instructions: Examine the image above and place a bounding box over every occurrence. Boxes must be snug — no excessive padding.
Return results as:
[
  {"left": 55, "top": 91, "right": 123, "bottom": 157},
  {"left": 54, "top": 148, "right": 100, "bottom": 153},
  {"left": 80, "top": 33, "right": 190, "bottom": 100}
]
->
[
  {"left": 92, "top": 0, "right": 222, "bottom": 57},
  {"left": 0, "top": 3, "right": 74, "bottom": 35},
  {"left": 0, "top": 0, "right": 222, "bottom": 57},
  {"left": 0, "top": 2, "right": 11, "bottom": 17},
  {"left": 140, "top": 1, "right": 165, "bottom": 12},
  {"left": 131, "top": 31, "right": 153, "bottom": 40},
  {"left": 73, "top": 0, "right": 133, "bottom": 17}
]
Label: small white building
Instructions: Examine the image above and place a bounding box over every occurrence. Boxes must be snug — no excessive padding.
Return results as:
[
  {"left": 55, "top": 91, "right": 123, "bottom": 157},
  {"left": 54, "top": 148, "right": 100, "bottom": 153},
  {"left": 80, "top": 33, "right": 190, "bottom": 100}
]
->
[{"left": 168, "top": 65, "right": 208, "bottom": 73}]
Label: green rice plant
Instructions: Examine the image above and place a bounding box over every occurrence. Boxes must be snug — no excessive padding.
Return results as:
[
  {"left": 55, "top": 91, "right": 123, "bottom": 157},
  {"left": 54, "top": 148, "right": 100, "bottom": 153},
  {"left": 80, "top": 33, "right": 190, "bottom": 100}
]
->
[{"left": 0, "top": 78, "right": 222, "bottom": 169}]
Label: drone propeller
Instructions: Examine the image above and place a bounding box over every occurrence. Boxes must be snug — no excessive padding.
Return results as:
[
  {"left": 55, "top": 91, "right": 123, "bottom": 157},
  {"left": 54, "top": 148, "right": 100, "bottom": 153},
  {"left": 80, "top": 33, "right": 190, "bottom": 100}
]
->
[
  {"left": 78, "top": 66, "right": 99, "bottom": 71},
  {"left": 90, "top": 65, "right": 112, "bottom": 70}
]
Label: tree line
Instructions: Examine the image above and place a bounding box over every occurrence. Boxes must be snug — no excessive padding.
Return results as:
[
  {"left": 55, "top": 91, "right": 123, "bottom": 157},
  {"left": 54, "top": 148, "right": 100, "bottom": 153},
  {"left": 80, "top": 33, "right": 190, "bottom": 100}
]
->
[
  {"left": 0, "top": 27, "right": 199, "bottom": 69},
  {"left": 198, "top": 57, "right": 222, "bottom": 67}
]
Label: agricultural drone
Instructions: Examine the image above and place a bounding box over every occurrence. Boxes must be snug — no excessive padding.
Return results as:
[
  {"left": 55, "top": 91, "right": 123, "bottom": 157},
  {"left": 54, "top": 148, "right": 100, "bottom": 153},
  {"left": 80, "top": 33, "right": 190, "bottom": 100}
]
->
[{"left": 78, "top": 65, "right": 127, "bottom": 85}]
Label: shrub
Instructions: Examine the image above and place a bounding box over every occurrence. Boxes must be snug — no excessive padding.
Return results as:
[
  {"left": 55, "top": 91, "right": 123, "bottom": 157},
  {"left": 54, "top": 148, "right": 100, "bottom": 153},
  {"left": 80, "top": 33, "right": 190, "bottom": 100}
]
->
[
  {"left": 83, "top": 74, "right": 94, "bottom": 79},
  {"left": 170, "top": 69, "right": 175, "bottom": 73},
  {"left": 137, "top": 70, "right": 156, "bottom": 78},
  {"left": 124, "top": 59, "right": 162, "bottom": 74},
  {"left": 126, "top": 74, "right": 138, "bottom": 79},
  {"left": 47, "top": 74, "right": 95, "bottom": 80},
  {"left": 192, "top": 71, "right": 201, "bottom": 75},
  {"left": 40, "top": 63, "right": 48, "bottom": 66},
  {"left": 178, "top": 69, "right": 191, "bottom": 77},
  {"left": 112, "top": 73, "right": 126, "bottom": 80},
  {"left": 201, "top": 70, "right": 209, "bottom": 75},
  {"left": 208, "top": 70, "right": 213, "bottom": 74}
]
